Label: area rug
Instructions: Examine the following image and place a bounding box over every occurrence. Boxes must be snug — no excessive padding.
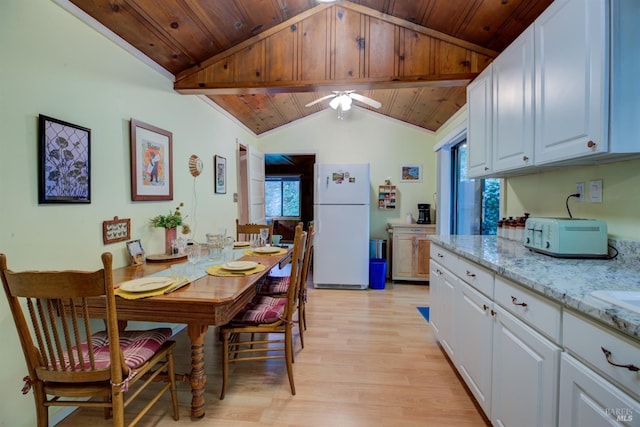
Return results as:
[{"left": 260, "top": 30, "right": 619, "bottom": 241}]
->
[{"left": 417, "top": 306, "right": 430, "bottom": 322}]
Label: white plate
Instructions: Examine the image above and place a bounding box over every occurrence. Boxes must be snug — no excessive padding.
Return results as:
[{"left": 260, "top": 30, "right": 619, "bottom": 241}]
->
[
  {"left": 253, "top": 246, "right": 281, "bottom": 254},
  {"left": 119, "top": 277, "right": 174, "bottom": 293},
  {"left": 233, "top": 241, "right": 251, "bottom": 248},
  {"left": 220, "top": 261, "right": 258, "bottom": 271}
]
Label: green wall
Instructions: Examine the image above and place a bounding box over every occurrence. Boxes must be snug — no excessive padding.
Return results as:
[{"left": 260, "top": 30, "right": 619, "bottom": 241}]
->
[
  {"left": 0, "top": 1, "right": 255, "bottom": 425},
  {"left": 257, "top": 110, "right": 437, "bottom": 239}
]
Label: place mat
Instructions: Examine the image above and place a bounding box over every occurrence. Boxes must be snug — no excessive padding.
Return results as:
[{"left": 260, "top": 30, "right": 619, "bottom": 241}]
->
[
  {"left": 206, "top": 264, "right": 267, "bottom": 277},
  {"left": 115, "top": 276, "right": 191, "bottom": 300},
  {"left": 243, "top": 248, "right": 288, "bottom": 256}
]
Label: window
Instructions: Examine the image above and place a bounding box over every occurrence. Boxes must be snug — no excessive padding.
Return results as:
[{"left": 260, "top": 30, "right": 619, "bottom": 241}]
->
[
  {"left": 451, "top": 141, "right": 500, "bottom": 235},
  {"left": 265, "top": 176, "right": 301, "bottom": 219}
]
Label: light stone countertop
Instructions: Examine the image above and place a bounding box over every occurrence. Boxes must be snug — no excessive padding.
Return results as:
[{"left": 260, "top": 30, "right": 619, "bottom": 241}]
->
[{"left": 430, "top": 234, "right": 640, "bottom": 341}]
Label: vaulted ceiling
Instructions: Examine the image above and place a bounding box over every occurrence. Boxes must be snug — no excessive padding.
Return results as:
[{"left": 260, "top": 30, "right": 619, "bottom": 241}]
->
[{"left": 68, "top": 0, "right": 553, "bottom": 135}]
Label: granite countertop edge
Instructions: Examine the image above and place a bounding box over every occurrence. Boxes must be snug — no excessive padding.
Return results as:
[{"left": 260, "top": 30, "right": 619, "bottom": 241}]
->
[{"left": 430, "top": 235, "right": 640, "bottom": 341}]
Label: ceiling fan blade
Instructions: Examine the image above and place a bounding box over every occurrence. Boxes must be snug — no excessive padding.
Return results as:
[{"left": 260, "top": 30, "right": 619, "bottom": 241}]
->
[
  {"left": 349, "top": 93, "right": 382, "bottom": 109},
  {"left": 305, "top": 94, "right": 336, "bottom": 107}
]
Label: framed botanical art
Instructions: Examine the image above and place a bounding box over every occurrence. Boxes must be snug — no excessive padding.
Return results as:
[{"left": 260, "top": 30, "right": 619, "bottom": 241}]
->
[
  {"left": 130, "top": 119, "right": 173, "bottom": 201},
  {"left": 400, "top": 164, "right": 423, "bottom": 183},
  {"left": 214, "top": 155, "right": 226, "bottom": 194},
  {"left": 38, "top": 114, "right": 91, "bottom": 204}
]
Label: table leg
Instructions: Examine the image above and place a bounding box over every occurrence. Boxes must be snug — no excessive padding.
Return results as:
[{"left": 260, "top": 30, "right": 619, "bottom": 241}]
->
[{"left": 187, "top": 323, "right": 209, "bottom": 419}]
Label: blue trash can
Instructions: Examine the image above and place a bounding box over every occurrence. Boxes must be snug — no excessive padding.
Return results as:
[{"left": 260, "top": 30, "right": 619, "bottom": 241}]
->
[{"left": 369, "top": 258, "right": 387, "bottom": 289}]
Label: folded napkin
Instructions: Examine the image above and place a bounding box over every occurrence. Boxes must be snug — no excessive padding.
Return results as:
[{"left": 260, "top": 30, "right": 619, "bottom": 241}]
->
[
  {"left": 243, "top": 248, "right": 288, "bottom": 256},
  {"left": 115, "top": 276, "right": 191, "bottom": 300},
  {"left": 206, "top": 264, "right": 267, "bottom": 277}
]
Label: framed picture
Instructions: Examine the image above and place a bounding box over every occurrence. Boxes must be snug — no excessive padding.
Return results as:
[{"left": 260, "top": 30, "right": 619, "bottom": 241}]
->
[
  {"left": 102, "top": 216, "right": 131, "bottom": 244},
  {"left": 214, "top": 155, "right": 226, "bottom": 194},
  {"left": 126, "top": 239, "right": 145, "bottom": 265},
  {"left": 38, "top": 115, "right": 91, "bottom": 204},
  {"left": 400, "top": 164, "right": 423, "bottom": 183},
  {"left": 130, "top": 119, "right": 173, "bottom": 201}
]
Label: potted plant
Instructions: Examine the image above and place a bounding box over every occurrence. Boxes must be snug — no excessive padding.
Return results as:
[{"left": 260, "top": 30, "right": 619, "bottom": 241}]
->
[{"left": 150, "top": 203, "right": 191, "bottom": 254}]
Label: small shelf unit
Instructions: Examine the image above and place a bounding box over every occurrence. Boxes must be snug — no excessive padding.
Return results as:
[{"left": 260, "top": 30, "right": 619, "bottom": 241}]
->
[{"left": 378, "top": 185, "right": 397, "bottom": 209}]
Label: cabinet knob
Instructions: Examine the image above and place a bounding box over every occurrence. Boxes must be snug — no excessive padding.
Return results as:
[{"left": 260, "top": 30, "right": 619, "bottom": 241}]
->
[
  {"left": 523, "top": 155, "right": 529, "bottom": 162},
  {"left": 484, "top": 166, "right": 489, "bottom": 171},
  {"left": 466, "top": 270, "right": 476, "bottom": 278},
  {"left": 490, "top": 309, "right": 496, "bottom": 316},
  {"left": 587, "top": 140, "right": 596, "bottom": 149},
  {"left": 437, "top": 253, "right": 444, "bottom": 258},
  {"left": 482, "top": 304, "right": 489, "bottom": 311}
]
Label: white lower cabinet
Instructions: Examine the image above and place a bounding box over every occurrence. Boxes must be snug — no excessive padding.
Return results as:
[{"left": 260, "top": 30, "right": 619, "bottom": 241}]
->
[
  {"left": 491, "top": 307, "right": 560, "bottom": 427},
  {"left": 559, "top": 353, "right": 640, "bottom": 427},
  {"left": 456, "top": 282, "right": 494, "bottom": 415},
  {"left": 429, "top": 259, "right": 458, "bottom": 361}
]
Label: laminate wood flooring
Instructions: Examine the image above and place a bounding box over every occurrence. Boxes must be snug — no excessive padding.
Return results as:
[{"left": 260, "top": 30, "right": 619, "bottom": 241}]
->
[{"left": 55, "top": 282, "right": 489, "bottom": 427}]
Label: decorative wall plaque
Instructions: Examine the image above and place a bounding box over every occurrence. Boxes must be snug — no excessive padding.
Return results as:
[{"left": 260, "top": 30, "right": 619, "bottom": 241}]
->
[{"left": 103, "top": 216, "right": 131, "bottom": 244}]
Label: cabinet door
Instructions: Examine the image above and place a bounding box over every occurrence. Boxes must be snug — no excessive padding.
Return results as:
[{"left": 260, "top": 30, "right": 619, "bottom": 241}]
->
[
  {"left": 392, "top": 233, "right": 414, "bottom": 279},
  {"left": 429, "top": 260, "right": 443, "bottom": 339},
  {"left": 467, "top": 65, "right": 493, "bottom": 177},
  {"left": 491, "top": 307, "right": 560, "bottom": 427},
  {"left": 492, "top": 26, "right": 534, "bottom": 172},
  {"left": 534, "top": 0, "right": 607, "bottom": 164},
  {"left": 438, "top": 267, "right": 458, "bottom": 361},
  {"left": 456, "top": 282, "right": 494, "bottom": 417},
  {"left": 559, "top": 353, "right": 640, "bottom": 427},
  {"left": 415, "top": 236, "right": 431, "bottom": 279}
]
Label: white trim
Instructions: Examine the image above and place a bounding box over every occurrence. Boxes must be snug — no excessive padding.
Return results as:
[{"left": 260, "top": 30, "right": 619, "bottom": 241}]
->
[{"left": 53, "top": 0, "right": 174, "bottom": 81}]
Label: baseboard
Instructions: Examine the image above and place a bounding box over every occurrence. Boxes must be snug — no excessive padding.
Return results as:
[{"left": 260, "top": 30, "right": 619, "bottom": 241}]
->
[{"left": 313, "top": 283, "right": 368, "bottom": 290}]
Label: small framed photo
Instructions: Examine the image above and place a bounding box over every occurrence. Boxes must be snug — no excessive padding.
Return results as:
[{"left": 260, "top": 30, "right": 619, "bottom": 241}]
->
[
  {"left": 214, "top": 155, "right": 227, "bottom": 194},
  {"left": 400, "top": 164, "right": 422, "bottom": 183},
  {"left": 102, "top": 216, "right": 131, "bottom": 244},
  {"left": 38, "top": 115, "right": 91, "bottom": 204},
  {"left": 130, "top": 119, "right": 173, "bottom": 201},
  {"left": 126, "top": 239, "right": 145, "bottom": 265}
]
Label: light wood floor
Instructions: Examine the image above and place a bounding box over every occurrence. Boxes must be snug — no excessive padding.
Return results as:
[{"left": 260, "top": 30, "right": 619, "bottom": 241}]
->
[{"left": 56, "top": 282, "right": 489, "bottom": 427}]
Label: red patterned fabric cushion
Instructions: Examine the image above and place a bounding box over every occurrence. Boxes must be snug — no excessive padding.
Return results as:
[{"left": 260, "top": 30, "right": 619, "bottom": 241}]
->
[
  {"left": 256, "top": 275, "right": 290, "bottom": 295},
  {"left": 55, "top": 328, "right": 172, "bottom": 371},
  {"left": 232, "top": 295, "right": 287, "bottom": 324}
]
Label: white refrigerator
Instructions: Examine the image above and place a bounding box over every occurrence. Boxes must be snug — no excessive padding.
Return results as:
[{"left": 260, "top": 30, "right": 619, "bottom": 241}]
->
[{"left": 313, "top": 163, "right": 370, "bottom": 289}]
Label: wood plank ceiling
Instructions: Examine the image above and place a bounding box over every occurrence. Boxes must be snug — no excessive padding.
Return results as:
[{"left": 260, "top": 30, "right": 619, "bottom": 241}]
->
[{"left": 68, "top": 0, "right": 553, "bottom": 135}]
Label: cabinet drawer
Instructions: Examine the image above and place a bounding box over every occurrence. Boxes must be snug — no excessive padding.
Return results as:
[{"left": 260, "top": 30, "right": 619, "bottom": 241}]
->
[
  {"left": 430, "top": 244, "right": 458, "bottom": 273},
  {"left": 564, "top": 311, "right": 640, "bottom": 400},
  {"left": 494, "top": 276, "right": 561, "bottom": 343},
  {"left": 457, "top": 257, "right": 493, "bottom": 298}
]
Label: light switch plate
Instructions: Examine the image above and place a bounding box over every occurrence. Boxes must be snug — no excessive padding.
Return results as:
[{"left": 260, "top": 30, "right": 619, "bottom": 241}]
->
[{"left": 589, "top": 180, "right": 603, "bottom": 203}]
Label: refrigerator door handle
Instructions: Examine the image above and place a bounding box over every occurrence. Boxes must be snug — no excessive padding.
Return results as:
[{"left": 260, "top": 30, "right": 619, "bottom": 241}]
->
[{"left": 326, "top": 176, "right": 329, "bottom": 188}]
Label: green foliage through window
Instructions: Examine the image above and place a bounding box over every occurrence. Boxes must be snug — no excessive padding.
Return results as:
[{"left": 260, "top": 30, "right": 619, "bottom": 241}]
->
[{"left": 265, "top": 177, "right": 301, "bottom": 218}]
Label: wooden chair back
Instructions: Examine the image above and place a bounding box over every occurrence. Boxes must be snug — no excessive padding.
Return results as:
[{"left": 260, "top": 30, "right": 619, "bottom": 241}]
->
[
  {"left": 235, "top": 219, "right": 273, "bottom": 245},
  {"left": 0, "top": 252, "right": 179, "bottom": 427}
]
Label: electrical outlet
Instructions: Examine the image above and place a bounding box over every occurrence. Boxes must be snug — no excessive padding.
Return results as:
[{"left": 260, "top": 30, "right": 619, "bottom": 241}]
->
[
  {"left": 575, "top": 182, "right": 585, "bottom": 202},
  {"left": 590, "top": 179, "right": 603, "bottom": 203}
]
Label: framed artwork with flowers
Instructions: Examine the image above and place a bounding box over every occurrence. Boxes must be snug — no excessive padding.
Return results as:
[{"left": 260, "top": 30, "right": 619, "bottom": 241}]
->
[{"left": 38, "top": 114, "right": 91, "bottom": 204}]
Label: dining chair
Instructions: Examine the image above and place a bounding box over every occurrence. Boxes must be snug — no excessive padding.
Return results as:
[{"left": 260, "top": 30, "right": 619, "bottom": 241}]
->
[
  {"left": 255, "top": 223, "right": 314, "bottom": 349},
  {"left": 235, "top": 219, "right": 273, "bottom": 246},
  {"left": 218, "top": 225, "right": 307, "bottom": 400},
  {"left": 0, "top": 252, "right": 179, "bottom": 427}
]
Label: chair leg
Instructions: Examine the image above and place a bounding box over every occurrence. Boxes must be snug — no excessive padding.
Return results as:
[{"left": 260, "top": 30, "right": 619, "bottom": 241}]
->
[
  {"left": 167, "top": 352, "right": 180, "bottom": 420},
  {"left": 220, "top": 331, "right": 229, "bottom": 400},
  {"left": 33, "top": 385, "right": 49, "bottom": 427},
  {"left": 111, "top": 390, "right": 125, "bottom": 427},
  {"left": 284, "top": 324, "right": 296, "bottom": 395}
]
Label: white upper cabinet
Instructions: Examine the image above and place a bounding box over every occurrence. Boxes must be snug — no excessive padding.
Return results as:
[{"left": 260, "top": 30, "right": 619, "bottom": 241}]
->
[
  {"left": 467, "top": 0, "right": 640, "bottom": 177},
  {"left": 534, "top": 0, "right": 607, "bottom": 164},
  {"left": 467, "top": 65, "right": 493, "bottom": 178},
  {"left": 492, "top": 26, "right": 534, "bottom": 173}
]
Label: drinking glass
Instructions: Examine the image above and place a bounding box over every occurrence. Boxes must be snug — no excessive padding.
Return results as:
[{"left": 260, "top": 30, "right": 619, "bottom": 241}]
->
[
  {"left": 260, "top": 228, "right": 269, "bottom": 247},
  {"left": 185, "top": 244, "right": 201, "bottom": 274}
]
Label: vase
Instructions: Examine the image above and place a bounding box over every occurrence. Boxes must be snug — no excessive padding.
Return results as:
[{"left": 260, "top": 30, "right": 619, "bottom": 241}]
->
[{"left": 165, "top": 227, "right": 177, "bottom": 255}]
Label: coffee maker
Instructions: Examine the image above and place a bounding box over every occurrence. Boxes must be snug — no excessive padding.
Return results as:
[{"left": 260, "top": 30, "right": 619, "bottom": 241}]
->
[{"left": 417, "top": 203, "right": 431, "bottom": 224}]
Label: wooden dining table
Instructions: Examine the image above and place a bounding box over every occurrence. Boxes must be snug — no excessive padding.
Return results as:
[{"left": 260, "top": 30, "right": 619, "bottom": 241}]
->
[{"left": 86, "top": 248, "right": 291, "bottom": 419}]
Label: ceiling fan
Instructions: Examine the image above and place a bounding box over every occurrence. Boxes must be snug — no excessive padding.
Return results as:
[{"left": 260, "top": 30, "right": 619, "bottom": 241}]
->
[{"left": 305, "top": 91, "right": 382, "bottom": 118}]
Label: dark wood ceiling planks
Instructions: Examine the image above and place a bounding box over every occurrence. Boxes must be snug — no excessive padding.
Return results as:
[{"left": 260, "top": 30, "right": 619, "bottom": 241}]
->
[{"left": 68, "top": 0, "right": 553, "bottom": 135}]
